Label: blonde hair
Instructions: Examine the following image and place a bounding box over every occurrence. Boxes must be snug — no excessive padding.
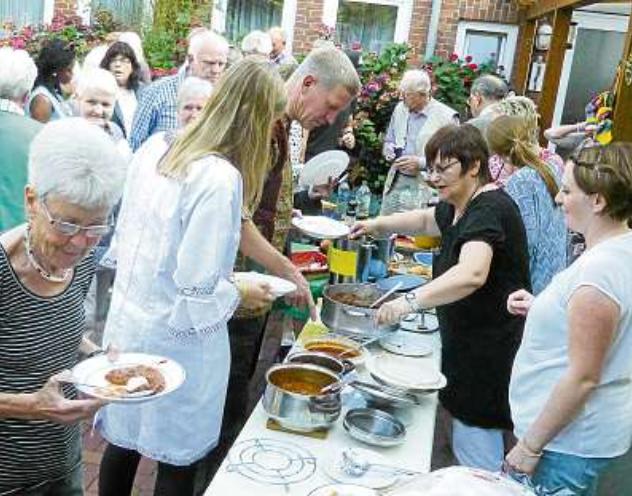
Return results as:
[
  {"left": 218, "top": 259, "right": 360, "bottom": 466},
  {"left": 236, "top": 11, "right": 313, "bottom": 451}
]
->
[
  {"left": 487, "top": 115, "right": 559, "bottom": 201},
  {"left": 158, "top": 57, "right": 286, "bottom": 213},
  {"left": 490, "top": 96, "right": 539, "bottom": 144}
]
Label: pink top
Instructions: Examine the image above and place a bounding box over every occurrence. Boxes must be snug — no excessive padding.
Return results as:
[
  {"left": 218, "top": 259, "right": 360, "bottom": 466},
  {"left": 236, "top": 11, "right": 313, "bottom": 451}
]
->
[{"left": 489, "top": 149, "right": 565, "bottom": 187}]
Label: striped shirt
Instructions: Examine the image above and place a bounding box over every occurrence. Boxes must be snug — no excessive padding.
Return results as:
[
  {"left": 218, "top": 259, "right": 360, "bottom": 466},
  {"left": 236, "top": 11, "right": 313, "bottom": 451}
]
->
[
  {"left": 0, "top": 245, "right": 94, "bottom": 492},
  {"left": 128, "top": 66, "right": 186, "bottom": 152}
]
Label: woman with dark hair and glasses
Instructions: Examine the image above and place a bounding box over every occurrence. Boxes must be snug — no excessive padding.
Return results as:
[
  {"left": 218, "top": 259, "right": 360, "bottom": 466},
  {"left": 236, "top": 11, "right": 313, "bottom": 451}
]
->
[
  {"left": 506, "top": 143, "right": 632, "bottom": 495},
  {"left": 29, "top": 39, "right": 76, "bottom": 123},
  {"left": 100, "top": 41, "right": 145, "bottom": 138},
  {"left": 351, "top": 124, "right": 530, "bottom": 471},
  {"left": 0, "top": 118, "right": 126, "bottom": 494}
]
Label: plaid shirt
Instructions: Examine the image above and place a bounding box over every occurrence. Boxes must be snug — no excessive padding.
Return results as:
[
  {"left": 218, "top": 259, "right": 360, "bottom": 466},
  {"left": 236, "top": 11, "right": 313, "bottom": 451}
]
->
[{"left": 129, "top": 66, "right": 186, "bottom": 152}]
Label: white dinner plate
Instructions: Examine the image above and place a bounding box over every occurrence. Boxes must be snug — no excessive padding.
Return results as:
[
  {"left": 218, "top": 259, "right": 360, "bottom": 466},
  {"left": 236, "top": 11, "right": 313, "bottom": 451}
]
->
[
  {"left": 379, "top": 331, "right": 434, "bottom": 357},
  {"left": 367, "top": 354, "right": 446, "bottom": 393},
  {"left": 299, "top": 150, "right": 349, "bottom": 188},
  {"left": 233, "top": 272, "right": 297, "bottom": 298},
  {"left": 71, "top": 352, "right": 185, "bottom": 404},
  {"left": 322, "top": 448, "right": 398, "bottom": 489},
  {"left": 292, "top": 216, "right": 350, "bottom": 240}
]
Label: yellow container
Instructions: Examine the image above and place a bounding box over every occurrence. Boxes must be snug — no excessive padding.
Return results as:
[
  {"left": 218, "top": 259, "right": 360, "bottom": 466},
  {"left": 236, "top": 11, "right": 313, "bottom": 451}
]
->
[{"left": 413, "top": 235, "right": 441, "bottom": 249}]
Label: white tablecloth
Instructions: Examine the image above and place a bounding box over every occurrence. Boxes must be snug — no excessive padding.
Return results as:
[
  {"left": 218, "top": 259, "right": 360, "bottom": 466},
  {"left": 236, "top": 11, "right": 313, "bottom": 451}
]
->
[{"left": 204, "top": 331, "right": 441, "bottom": 496}]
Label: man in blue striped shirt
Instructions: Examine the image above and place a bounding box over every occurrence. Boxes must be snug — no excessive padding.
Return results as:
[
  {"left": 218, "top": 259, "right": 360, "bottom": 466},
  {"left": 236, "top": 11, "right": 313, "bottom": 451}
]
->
[{"left": 129, "top": 30, "right": 229, "bottom": 151}]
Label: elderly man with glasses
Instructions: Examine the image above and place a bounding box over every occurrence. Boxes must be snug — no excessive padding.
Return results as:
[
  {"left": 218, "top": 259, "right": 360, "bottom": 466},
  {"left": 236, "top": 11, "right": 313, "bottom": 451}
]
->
[{"left": 381, "top": 69, "right": 459, "bottom": 215}]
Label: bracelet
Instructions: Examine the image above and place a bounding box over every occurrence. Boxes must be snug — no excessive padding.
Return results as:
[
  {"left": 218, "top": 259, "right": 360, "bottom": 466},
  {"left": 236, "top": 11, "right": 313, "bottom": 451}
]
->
[
  {"left": 404, "top": 291, "right": 422, "bottom": 313},
  {"left": 519, "top": 438, "right": 543, "bottom": 458}
]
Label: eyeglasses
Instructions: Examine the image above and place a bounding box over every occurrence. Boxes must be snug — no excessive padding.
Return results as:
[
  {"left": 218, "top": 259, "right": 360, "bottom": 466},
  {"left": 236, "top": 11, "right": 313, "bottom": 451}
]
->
[
  {"left": 427, "top": 159, "right": 460, "bottom": 176},
  {"left": 39, "top": 200, "right": 112, "bottom": 238},
  {"left": 110, "top": 56, "right": 132, "bottom": 66}
]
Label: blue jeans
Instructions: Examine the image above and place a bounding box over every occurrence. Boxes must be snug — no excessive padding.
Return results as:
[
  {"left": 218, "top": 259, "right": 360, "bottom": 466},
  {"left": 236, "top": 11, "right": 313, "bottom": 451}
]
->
[{"left": 510, "top": 450, "right": 613, "bottom": 496}]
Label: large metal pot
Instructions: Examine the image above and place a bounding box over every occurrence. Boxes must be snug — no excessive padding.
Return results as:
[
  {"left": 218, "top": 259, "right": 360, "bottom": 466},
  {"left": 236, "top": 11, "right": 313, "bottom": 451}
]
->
[
  {"left": 321, "top": 283, "right": 400, "bottom": 336},
  {"left": 286, "top": 351, "right": 354, "bottom": 376},
  {"left": 262, "top": 363, "right": 342, "bottom": 432}
]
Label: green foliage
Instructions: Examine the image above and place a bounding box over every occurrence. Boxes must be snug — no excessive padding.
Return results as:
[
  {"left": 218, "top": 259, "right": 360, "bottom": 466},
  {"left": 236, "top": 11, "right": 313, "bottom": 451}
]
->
[
  {"left": 422, "top": 53, "right": 496, "bottom": 118},
  {"left": 352, "top": 43, "right": 410, "bottom": 193}
]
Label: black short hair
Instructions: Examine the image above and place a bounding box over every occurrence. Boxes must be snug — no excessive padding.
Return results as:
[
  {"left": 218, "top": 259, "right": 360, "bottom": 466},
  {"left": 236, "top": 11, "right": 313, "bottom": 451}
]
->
[
  {"left": 100, "top": 41, "right": 141, "bottom": 91},
  {"left": 34, "top": 38, "right": 75, "bottom": 94},
  {"left": 425, "top": 124, "right": 492, "bottom": 183}
]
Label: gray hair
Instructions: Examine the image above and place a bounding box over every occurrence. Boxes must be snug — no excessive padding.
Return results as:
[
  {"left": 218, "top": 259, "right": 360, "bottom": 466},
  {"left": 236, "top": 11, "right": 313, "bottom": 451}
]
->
[
  {"left": 241, "top": 30, "right": 272, "bottom": 56},
  {"left": 399, "top": 69, "right": 431, "bottom": 94},
  {"left": 471, "top": 74, "right": 508, "bottom": 102},
  {"left": 29, "top": 118, "right": 126, "bottom": 210},
  {"left": 188, "top": 30, "right": 229, "bottom": 58},
  {"left": 75, "top": 67, "right": 119, "bottom": 98},
  {"left": 268, "top": 26, "right": 287, "bottom": 43},
  {"left": 0, "top": 47, "right": 37, "bottom": 101},
  {"left": 177, "top": 76, "right": 213, "bottom": 110},
  {"left": 289, "top": 47, "right": 360, "bottom": 96}
]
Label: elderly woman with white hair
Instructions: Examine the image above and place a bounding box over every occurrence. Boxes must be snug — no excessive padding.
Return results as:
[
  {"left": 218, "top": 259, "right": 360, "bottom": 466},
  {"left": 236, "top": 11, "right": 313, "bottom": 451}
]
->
[
  {"left": 381, "top": 69, "right": 459, "bottom": 215},
  {"left": 75, "top": 67, "right": 132, "bottom": 162},
  {"left": 0, "top": 118, "right": 126, "bottom": 494},
  {"left": 176, "top": 76, "right": 213, "bottom": 128},
  {"left": 0, "top": 46, "right": 41, "bottom": 233}
]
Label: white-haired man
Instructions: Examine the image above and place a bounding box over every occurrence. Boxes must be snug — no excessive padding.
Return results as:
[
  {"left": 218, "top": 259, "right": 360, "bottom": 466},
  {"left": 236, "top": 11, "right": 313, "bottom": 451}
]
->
[
  {"left": 241, "top": 30, "right": 273, "bottom": 57},
  {"left": 381, "top": 69, "right": 459, "bottom": 215},
  {"left": 195, "top": 47, "right": 361, "bottom": 492},
  {"left": 467, "top": 74, "right": 508, "bottom": 134},
  {"left": 269, "top": 26, "right": 297, "bottom": 67},
  {"left": 0, "top": 47, "right": 42, "bottom": 232},
  {"left": 129, "top": 29, "right": 229, "bottom": 151}
]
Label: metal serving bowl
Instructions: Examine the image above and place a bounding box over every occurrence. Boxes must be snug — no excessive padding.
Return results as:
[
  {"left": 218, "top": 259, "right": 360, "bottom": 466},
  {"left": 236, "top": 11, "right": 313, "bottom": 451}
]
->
[
  {"left": 343, "top": 408, "right": 406, "bottom": 447},
  {"left": 262, "top": 363, "right": 342, "bottom": 432}
]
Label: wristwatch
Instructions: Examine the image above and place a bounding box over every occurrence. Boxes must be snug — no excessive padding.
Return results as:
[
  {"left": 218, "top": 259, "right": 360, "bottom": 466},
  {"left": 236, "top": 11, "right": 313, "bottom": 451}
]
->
[{"left": 404, "top": 291, "right": 421, "bottom": 313}]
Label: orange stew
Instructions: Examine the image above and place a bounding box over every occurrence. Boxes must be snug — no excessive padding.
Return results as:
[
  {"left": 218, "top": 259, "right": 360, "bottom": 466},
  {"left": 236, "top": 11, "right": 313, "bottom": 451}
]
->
[
  {"left": 279, "top": 380, "right": 324, "bottom": 395},
  {"left": 305, "top": 343, "right": 360, "bottom": 358}
]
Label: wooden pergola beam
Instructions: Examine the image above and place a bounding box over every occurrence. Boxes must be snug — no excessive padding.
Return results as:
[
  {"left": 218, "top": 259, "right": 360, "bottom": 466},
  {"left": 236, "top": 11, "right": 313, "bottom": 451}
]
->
[
  {"left": 525, "top": 0, "right": 605, "bottom": 19},
  {"left": 513, "top": 18, "right": 537, "bottom": 94},
  {"left": 538, "top": 8, "right": 573, "bottom": 141},
  {"left": 613, "top": 11, "right": 632, "bottom": 141}
]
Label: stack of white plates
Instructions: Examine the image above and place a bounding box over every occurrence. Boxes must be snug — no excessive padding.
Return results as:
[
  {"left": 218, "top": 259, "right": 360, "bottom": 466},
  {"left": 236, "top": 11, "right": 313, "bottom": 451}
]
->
[{"left": 366, "top": 354, "right": 446, "bottom": 393}]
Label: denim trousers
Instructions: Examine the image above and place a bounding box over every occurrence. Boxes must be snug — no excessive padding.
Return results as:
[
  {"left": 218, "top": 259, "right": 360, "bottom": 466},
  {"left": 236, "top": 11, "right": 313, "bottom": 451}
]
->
[{"left": 510, "top": 450, "right": 614, "bottom": 496}]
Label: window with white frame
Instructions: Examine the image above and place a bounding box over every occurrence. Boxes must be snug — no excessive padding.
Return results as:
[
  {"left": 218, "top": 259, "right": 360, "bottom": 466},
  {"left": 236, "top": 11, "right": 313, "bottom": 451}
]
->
[
  {"left": 454, "top": 21, "right": 519, "bottom": 78},
  {"left": 325, "top": 0, "right": 413, "bottom": 54},
  {"left": 0, "top": 0, "right": 46, "bottom": 28},
  {"left": 225, "top": 0, "right": 283, "bottom": 43}
]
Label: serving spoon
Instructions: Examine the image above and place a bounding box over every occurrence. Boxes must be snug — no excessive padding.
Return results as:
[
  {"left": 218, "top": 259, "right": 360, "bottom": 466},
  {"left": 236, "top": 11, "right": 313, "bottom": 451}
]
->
[
  {"left": 369, "top": 282, "right": 403, "bottom": 309},
  {"left": 341, "top": 448, "right": 422, "bottom": 478}
]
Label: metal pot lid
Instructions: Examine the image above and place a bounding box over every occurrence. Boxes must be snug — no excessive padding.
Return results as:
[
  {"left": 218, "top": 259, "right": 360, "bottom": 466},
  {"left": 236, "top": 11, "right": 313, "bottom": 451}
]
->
[
  {"left": 348, "top": 380, "right": 419, "bottom": 407},
  {"left": 376, "top": 275, "right": 427, "bottom": 292}
]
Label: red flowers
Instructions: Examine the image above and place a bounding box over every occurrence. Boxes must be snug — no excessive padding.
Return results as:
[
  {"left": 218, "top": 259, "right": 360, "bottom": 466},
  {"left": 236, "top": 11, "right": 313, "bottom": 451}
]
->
[
  {"left": 449, "top": 52, "right": 459, "bottom": 62},
  {"left": 468, "top": 63, "right": 478, "bottom": 70},
  {"left": 465, "top": 55, "right": 473, "bottom": 63}
]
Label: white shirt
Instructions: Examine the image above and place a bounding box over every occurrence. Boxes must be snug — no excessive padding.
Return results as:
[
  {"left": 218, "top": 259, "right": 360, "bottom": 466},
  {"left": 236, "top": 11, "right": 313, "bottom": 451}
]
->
[
  {"left": 510, "top": 231, "right": 632, "bottom": 458},
  {"left": 117, "top": 88, "right": 137, "bottom": 137},
  {"left": 98, "top": 133, "right": 242, "bottom": 464}
]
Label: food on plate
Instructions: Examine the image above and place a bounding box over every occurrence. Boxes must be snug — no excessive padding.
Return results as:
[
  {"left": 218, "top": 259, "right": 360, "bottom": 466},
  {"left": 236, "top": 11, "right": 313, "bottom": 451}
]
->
[
  {"left": 389, "top": 260, "right": 432, "bottom": 278},
  {"left": 104, "top": 365, "right": 166, "bottom": 395}
]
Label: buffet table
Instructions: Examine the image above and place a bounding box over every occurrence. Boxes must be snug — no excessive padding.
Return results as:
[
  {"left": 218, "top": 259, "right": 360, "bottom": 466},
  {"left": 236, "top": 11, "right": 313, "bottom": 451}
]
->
[{"left": 204, "top": 330, "right": 441, "bottom": 496}]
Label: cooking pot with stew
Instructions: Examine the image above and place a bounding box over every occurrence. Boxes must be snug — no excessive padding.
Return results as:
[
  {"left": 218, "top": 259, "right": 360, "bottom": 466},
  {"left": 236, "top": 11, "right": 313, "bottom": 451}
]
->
[
  {"left": 262, "top": 363, "right": 342, "bottom": 432},
  {"left": 321, "top": 283, "right": 400, "bottom": 336}
]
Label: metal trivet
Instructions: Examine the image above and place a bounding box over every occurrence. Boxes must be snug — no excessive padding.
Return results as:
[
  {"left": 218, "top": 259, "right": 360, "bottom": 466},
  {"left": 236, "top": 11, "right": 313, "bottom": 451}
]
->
[{"left": 226, "top": 438, "right": 317, "bottom": 488}]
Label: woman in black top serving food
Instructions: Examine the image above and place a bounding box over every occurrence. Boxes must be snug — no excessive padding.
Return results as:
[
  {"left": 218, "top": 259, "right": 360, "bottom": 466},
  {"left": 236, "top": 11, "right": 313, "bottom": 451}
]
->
[{"left": 350, "top": 124, "right": 530, "bottom": 472}]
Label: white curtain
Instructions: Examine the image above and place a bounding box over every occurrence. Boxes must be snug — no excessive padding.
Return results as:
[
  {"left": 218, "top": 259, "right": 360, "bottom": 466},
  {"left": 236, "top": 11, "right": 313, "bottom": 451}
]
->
[
  {"left": 336, "top": 1, "right": 397, "bottom": 53},
  {"left": 226, "top": 0, "right": 282, "bottom": 43}
]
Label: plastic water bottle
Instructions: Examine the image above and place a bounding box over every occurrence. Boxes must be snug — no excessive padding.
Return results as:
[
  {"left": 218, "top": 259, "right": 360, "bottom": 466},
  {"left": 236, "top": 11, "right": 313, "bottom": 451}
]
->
[
  {"left": 337, "top": 180, "right": 351, "bottom": 219},
  {"left": 356, "top": 181, "right": 371, "bottom": 220}
]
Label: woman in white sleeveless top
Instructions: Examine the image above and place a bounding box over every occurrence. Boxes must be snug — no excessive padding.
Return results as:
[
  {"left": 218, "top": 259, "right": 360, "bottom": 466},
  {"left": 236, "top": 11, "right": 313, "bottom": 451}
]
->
[{"left": 29, "top": 39, "right": 75, "bottom": 123}]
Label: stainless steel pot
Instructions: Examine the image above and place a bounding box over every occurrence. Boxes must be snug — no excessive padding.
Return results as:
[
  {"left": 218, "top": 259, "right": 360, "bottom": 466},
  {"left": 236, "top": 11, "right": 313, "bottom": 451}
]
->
[
  {"left": 262, "top": 363, "right": 342, "bottom": 432},
  {"left": 321, "top": 283, "right": 400, "bottom": 336}
]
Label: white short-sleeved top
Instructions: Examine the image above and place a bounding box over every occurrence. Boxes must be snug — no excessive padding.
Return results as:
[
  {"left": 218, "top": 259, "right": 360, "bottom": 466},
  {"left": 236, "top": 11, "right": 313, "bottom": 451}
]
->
[{"left": 510, "top": 231, "right": 632, "bottom": 458}]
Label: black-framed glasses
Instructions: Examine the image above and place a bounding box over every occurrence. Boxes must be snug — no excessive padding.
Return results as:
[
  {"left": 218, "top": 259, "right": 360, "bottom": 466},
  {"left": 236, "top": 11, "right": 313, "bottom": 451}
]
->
[
  {"left": 40, "top": 200, "right": 112, "bottom": 238},
  {"left": 428, "top": 159, "right": 460, "bottom": 176}
]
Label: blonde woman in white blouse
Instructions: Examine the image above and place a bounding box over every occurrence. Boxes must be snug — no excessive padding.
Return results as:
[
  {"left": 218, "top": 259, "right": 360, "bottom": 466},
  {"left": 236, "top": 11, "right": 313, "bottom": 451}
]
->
[{"left": 97, "top": 57, "right": 286, "bottom": 496}]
